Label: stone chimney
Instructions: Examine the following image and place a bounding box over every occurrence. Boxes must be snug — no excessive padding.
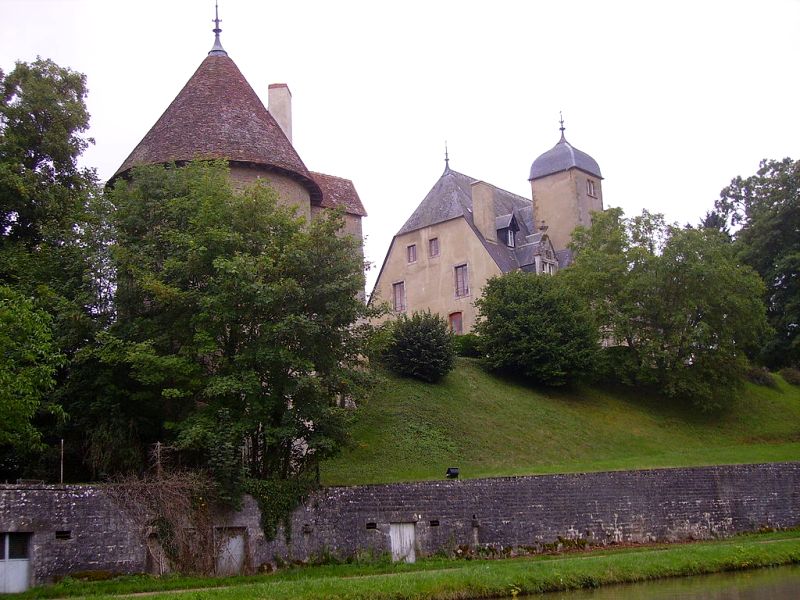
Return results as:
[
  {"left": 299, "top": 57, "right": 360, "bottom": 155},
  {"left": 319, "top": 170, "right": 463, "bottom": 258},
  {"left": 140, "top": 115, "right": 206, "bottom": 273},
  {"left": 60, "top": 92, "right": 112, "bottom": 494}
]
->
[
  {"left": 471, "top": 181, "right": 497, "bottom": 243},
  {"left": 268, "top": 83, "right": 292, "bottom": 144}
]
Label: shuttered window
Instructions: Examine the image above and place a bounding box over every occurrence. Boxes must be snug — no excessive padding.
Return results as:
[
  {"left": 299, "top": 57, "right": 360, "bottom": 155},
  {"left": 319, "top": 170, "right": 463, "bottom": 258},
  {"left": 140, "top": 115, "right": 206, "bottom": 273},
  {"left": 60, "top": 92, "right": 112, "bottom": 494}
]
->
[
  {"left": 392, "top": 282, "right": 406, "bottom": 312},
  {"left": 454, "top": 264, "right": 469, "bottom": 297},
  {"left": 429, "top": 238, "right": 439, "bottom": 257},
  {"left": 406, "top": 244, "right": 417, "bottom": 263}
]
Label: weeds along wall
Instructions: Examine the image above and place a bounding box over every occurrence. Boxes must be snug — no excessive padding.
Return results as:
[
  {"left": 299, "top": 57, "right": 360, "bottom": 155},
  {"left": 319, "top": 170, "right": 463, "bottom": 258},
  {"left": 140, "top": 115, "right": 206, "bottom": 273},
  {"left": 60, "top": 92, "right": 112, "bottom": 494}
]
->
[{"left": 1, "top": 463, "right": 799, "bottom": 584}]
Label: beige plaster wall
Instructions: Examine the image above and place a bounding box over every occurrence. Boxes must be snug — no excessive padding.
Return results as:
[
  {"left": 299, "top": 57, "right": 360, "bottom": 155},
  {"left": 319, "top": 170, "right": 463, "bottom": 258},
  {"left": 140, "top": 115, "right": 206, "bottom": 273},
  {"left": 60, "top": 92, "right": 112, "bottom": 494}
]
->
[
  {"left": 372, "top": 218, "right": 503, "bottom": 332},
  {"left": 531, "top": 169, "right": 603, "bottom": 252},
  {"left": 230, "top": 164, "right": 312, "bottom": 221}
]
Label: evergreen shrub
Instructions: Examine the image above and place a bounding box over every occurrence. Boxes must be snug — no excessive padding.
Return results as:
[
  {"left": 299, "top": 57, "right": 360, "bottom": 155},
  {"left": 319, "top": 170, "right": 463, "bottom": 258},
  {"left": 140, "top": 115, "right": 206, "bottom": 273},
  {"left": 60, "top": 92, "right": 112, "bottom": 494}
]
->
[
  {"left": 779, "top": 367, "right": 800, "bottom": 386},
  {"left": 383, "top": 311, "right": 455, "bottom": 383},
  {"left": 745, "top": 366, "right": 778, "bottom": 388},
  {"left": 454, "top": 333, "right": 482, "bottom": 357}
]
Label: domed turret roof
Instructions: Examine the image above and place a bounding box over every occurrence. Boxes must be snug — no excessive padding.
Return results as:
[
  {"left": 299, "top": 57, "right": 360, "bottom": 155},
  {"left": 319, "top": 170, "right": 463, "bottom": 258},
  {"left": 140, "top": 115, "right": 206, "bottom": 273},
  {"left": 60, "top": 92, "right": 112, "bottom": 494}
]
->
[
  {"left": 529, "top": 129, "right": 602, "bottom": 181},
  {"left": 113, "top": 52, "right": 322, "bottom": 202}
]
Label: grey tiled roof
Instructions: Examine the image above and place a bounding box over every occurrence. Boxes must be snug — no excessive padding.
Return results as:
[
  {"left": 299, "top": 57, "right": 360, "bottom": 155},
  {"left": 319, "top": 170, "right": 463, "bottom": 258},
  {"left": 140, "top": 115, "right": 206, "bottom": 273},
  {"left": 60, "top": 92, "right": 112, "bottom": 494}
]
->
[
  {"left": 395, "top": 167, "right": 556, "bottom": 273},
  {"left": 529, "top": 133, "right": 602, "bottom": 180}
]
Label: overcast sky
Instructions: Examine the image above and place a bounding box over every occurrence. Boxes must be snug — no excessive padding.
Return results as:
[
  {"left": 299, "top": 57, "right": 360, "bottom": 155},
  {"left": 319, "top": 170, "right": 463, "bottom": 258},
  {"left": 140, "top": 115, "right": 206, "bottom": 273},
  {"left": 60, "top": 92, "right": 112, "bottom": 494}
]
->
[{"left": 3, "top": 0, "right": 799, "bottom": 291}]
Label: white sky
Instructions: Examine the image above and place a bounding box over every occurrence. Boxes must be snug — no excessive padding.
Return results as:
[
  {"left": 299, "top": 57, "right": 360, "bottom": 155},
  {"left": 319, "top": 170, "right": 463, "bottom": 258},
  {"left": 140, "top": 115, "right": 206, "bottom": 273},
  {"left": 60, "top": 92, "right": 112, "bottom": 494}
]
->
[{"left": 3, "top": 0, "right": 799, "bottom": 292}]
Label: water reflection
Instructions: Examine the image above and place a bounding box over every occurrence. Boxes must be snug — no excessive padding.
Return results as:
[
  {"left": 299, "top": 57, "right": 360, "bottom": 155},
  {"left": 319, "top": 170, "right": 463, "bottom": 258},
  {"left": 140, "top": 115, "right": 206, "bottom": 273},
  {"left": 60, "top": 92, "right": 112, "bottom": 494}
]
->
[{"left": 526, "top": 564, "right": 800, "bottom": 599}]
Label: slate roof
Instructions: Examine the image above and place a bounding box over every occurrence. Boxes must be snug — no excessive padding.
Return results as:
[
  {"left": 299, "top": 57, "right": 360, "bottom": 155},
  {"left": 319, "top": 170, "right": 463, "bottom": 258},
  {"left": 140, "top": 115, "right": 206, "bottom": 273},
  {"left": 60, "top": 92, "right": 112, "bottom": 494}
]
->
[
  {"left": 113, "top": 53, "right": 322, "bottom": 203},
  {"left": 310, "top": 172, "right": 367, "bottom": 217},
  {"left": 529, "top": 132, "right": 602, "bottom": 181},
  {"left": 395, "top": 167, "right": 554, "bottom": 273}
]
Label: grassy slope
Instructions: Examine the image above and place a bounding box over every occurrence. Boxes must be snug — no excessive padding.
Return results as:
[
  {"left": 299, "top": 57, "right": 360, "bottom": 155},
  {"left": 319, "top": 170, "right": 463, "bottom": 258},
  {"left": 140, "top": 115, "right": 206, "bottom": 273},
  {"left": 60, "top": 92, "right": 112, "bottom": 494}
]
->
[{"left": 322, "top": 359, "right": 800, "bottom": 485}]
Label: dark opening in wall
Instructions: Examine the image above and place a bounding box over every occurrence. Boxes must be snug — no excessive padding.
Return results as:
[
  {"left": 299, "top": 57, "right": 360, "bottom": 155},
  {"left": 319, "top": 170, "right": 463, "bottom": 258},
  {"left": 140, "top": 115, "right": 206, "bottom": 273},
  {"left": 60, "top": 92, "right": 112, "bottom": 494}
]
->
[
  {"left": 366, "top": 522, "right": 377, "bottom": 530},
  {"left": 55, "top": 530, "right": 72, "bottom": 540},
  {"left": 429, "top": 520, "right": 440, "bottom": 527}
]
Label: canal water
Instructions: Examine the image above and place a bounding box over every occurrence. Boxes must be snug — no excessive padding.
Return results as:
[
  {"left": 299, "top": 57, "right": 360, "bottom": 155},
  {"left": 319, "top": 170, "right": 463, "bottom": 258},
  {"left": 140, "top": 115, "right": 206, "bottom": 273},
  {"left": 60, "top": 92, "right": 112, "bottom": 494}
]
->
[{"left": 529, "top": 564, "right": 800, "bottom": 599}]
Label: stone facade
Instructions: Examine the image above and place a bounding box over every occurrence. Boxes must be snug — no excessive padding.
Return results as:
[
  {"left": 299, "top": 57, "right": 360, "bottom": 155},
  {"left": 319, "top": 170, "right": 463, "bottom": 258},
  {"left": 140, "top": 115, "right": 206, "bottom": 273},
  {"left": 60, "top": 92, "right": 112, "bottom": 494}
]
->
[{"left": 2, "top": 463, "right": 798, "bottom": 586}]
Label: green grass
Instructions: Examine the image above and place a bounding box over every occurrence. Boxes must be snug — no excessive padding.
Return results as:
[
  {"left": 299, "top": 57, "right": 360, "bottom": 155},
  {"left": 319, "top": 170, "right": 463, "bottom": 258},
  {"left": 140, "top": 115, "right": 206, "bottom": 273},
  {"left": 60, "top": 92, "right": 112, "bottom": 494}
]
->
[
  {"left": 15, "top": 531, "right": 800, "bottom": 599},
  {"left": 322, "top": 359, "right": 800, "bottom": 485}
]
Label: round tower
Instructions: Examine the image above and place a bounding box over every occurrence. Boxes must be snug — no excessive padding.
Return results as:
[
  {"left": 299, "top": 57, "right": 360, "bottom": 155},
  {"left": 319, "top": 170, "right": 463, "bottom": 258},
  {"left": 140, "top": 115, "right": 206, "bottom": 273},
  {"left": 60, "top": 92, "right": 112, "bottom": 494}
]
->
[{"left": 528, "top": 119, "right": 603, "bottom": 253}]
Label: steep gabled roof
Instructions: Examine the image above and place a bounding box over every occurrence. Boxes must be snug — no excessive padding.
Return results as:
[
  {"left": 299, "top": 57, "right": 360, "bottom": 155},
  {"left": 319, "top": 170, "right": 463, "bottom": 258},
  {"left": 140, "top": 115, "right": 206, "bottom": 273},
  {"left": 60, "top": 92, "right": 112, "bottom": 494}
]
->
[
  {"left": 394, "top": 167, "right": 540, "bottom": 273},
  {"left": 310, "top": 172, "right": 367, "bottom": 217},
  {"left": 114, "top": 54, "right": 321, "bottom": 202}
]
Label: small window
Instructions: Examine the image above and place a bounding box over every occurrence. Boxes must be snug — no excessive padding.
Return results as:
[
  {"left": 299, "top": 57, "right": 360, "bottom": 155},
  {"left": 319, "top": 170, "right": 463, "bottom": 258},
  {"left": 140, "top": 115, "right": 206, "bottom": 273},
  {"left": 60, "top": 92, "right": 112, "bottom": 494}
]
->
[
  {"left": 587, "top": 179, "right": 597, "bottom": 197},
  {"left": 366, "top": 522, "right": 377, "bottom": 530},
  {"left": 449, "top": 312, "right": 463, "bottom": 335},
  {"left": 407, "top": 244, "right": 417, "bottom": 263},
  {"left": 429, "top": 520, "right": 440, "bottom": 527},
  {"left": 429, "top": 237, "right": 440, "bottom": 257},
  {"left": 506, "top": 229, "right": 515, "bottom": 247},
  {"left": 56, "top": 530, "right": 72, "bottom": 540},
  {"left": 392, "top": 281, "right": 406, "bottom": 312},
  {"left": 8, "top": 533, "right": 31, "bottom": 559},
  {"left": 454, "top": 264, "right": 469, "bottom": 297}
]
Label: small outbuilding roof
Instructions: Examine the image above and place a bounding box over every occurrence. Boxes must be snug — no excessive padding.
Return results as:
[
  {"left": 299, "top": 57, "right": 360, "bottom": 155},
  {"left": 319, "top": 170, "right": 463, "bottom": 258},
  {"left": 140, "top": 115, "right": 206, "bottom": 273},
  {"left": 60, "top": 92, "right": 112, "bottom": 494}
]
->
[{"left": 310, "top": 172, "right": 367, "bottom": 217}]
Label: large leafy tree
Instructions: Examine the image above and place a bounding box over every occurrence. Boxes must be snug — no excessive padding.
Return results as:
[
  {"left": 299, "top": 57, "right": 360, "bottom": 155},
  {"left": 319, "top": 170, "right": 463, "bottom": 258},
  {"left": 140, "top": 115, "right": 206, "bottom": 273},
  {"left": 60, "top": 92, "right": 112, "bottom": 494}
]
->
[
  {"left": 0, "top": 58, "right": 105, "bottom": 479},
  {"left": 474, "top": 271, "right": 598, "bottom": 386},
  {"left": 562, "top": 209, "right": 769, "bottom": 410},
  {"left": 716, "top": 158, "right": 800, "bottom": 367},
  {"left": 102, "top": 162, "right": 374, "bottom": 486}
]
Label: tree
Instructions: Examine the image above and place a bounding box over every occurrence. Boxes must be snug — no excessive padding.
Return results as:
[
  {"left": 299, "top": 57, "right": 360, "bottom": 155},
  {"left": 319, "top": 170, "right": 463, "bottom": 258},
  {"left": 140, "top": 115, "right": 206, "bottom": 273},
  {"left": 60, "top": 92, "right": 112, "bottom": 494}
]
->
[
  {"left": 562, "top": 209, "right": 769, "bottom": 409},
  {"left": 0, "top": 286, "right": 62, "bottom": 454},
  {"left": 104, "top": 161, "right": 374, "bottom": 484},
  {"left": 716, "top": 158, "right": 800, "bottom": 367},
  {"left": 0, "top": 58, "right": 105, "bottom": 479},
  {"left": 474, "top": 272, "right": 597, "bottom": 386},
  {"left": 383, "top": 311, "right": 455, "bottom": 383}
]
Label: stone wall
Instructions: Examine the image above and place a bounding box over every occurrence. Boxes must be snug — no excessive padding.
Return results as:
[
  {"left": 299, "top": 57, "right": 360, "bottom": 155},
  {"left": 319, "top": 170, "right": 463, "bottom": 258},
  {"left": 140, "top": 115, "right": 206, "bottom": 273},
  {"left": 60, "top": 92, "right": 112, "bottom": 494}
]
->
[
  {"left": 0, "top": 485, "right": 144, "bottom": 584},
  {"left": 1, "top": 463, "right": 798, "bottom": 585}
]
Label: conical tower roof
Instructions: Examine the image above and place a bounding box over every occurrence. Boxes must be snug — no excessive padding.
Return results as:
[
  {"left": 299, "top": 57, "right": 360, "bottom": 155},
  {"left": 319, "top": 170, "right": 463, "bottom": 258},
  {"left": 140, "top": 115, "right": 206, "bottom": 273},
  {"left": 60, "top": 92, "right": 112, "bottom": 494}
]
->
[
  {"left": 529, "top": 123, "right": 602, "bottom": 181},
  {"left": 114, "top": 53, "right": 321, "bottom": 201}
]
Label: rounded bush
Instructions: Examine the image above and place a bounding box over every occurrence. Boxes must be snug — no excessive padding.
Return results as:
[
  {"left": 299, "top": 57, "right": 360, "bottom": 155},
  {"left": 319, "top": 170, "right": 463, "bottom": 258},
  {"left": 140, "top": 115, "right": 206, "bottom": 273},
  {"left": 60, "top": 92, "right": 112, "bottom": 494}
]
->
[{"left": 383, "top": 311, "right": 455, "bottom": 383}]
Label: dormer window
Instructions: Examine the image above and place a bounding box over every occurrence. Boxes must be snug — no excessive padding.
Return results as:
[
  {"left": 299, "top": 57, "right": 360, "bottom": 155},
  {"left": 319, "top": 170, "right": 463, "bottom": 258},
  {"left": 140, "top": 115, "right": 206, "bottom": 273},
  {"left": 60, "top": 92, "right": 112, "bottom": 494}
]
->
[
  {"left": 506, "top": 229, "right": 515, "bottom": 247},
  {"left": 587, "top": 179, "right": 597, "bottom": 198}
]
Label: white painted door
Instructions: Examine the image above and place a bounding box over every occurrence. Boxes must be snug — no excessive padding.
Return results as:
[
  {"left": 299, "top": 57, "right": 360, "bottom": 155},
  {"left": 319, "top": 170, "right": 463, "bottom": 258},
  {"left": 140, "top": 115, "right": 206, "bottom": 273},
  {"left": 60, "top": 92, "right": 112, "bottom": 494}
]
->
[
  {"left": 1, "top": 533, "right": 32, "bottom": 593},
  {"left": 215, "top": 528, "right": 246, "bottom": 575},
  {"left": 389, "top": 523, "right": 416, "bottom": 563}
]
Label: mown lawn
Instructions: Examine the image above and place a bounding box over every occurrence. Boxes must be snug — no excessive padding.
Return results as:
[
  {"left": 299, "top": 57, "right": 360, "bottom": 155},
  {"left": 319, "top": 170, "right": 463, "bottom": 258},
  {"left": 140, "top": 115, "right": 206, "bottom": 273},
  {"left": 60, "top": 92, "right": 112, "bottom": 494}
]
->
[
  {"left": 322, "top": 359, "right": 800, "bottom": 485},
  {"left": 14, "top": 531, "right": 800, "bottom": 599}
]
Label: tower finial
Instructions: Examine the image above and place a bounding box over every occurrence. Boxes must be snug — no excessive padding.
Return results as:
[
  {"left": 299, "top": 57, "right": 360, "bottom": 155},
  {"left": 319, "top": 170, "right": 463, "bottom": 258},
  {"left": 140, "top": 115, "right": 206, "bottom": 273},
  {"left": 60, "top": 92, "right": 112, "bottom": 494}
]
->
[
  {"left": 444, "top": 141, "right": 450, "bottom": 172},
  {"left": 559, "top": 111, "right": 565, "bottom": 140},
  {"left": 209, "top": 1, "right": 228, "bottom": 56}
]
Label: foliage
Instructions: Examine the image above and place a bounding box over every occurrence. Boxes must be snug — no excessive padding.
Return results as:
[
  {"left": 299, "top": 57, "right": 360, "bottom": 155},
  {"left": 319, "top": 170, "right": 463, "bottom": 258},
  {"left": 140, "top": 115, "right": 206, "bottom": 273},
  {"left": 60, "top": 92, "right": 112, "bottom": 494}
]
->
[
  {"left": 562, "top": 208, "right": 770, "bottom": 410},
  {"left": 453, "top": 333, "right": 482, "bottom": 358},
  {"left": 745, "top": 366, "right": 777, "bottom": 388},
  {"left": 474, "top": 272, "right": 597, "bottom": 386},
  {"left": 382, "top": 311, "right": 455, "bottom": 383},
  {"left": 779, "top": 367, "right": 800, "bottom": 386},
  {"left": 103, "top": 161, "right": 374, "bottom": 483},
  {"left": 0, "top": 58, "right": 107, "bottom": 480},
  {"left": 716, "top": 158, "right": 800, "bottom": 367},
  {"left": 0, "top": 286, "right": 63, "bottom": 452},
  {"left": 244, "top": 478, "right": 316, "bottom": 543},
  {"left": 108, "top": 472, "right": 217, "bottom": 574}
]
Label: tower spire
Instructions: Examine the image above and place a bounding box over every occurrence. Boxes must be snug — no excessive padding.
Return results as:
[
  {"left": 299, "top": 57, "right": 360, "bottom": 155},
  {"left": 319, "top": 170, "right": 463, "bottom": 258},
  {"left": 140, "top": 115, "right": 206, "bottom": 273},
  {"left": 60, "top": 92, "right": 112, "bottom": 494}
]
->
[
  {"left": 444, "top": 141, "right": 450, "bottom": 173},
  {"left": 559, "top": 111, "right": 565, "bottom": 141},
  {"left": 209, "top": 1, "right": 227, "bottom": 56}
]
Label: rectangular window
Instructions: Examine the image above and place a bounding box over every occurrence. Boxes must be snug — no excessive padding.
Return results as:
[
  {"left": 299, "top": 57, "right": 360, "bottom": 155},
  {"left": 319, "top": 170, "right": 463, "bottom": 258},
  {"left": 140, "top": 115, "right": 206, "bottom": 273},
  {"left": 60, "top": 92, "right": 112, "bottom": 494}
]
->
[
  {"left": 406, "top": 244, "right": 417, "bottom": 263},
  {"left": 8, "top": 533, "right": 31, "bottom": 559},
  {"left": 449, "top": 312, "right": 463, "bottom": 334},
  {"left": 506, "top": 229, "right": 515, "bottom": 247},
  {"left": 392, "top": 281, "right": 406, "bottom": 312},
  {"left": 454, "top": 264, "right": 469, "bottom": 297},
  {"left": 586, "top": 179, "right": 596, "bottom": 197},
  {"left": 428, "top": 237, "right": 439, "bottom": 257}
]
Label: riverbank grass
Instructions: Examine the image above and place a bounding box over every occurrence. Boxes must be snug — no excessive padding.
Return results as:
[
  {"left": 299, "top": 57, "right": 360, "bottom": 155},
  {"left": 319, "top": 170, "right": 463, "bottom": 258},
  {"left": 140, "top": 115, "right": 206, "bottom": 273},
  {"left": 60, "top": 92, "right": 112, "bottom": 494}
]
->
[{"left": 14, "top": 530, "right": 800, "bottom": 599}]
